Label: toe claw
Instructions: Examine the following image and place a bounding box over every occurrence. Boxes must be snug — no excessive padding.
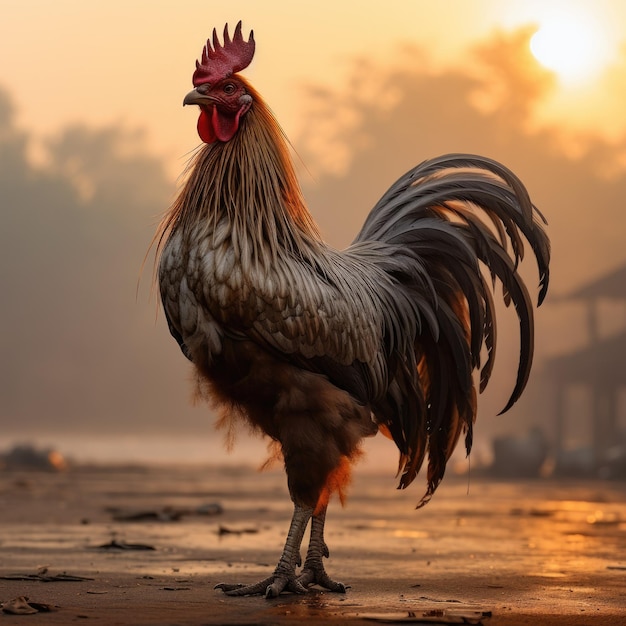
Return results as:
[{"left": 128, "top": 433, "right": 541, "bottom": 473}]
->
[
  {"left": 216, "top": 576, "right": 275, "bottom": 596},
  {"left": 291, "top": 579, "right": 308, "bottom": 595},
  {"left": 214, "top": 582, "right": 244, "bottom": 592},
  {"left": 297, "top": 563, "right": 347, "bottom": 593},
  {"left": 217, "top": 573, "right": 308, "bottom": 599}
]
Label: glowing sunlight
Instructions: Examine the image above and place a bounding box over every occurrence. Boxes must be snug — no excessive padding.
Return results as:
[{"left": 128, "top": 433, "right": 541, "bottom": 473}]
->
[{"left": 530, "top": 11, "right": 612, "bottom": 83}]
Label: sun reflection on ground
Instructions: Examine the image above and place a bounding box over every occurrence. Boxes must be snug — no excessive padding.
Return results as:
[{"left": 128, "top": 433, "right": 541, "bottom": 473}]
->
[{"left": 1, "top": 466, "right": 625, "bottom": 621}]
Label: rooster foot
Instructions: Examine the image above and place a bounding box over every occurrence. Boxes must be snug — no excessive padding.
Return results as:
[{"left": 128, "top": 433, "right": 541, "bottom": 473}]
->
[
  {"left": 215, "top": 569, "right": 307, "bottom": 598},
  {"left": 297, "top": 560, "right": 347, "bottom": 593},
  {"left": 215, "top": 505, "right": 346, "bottom": 597},
  {"left": 216, "top": 504, "right": 312, "bottom": 598}
]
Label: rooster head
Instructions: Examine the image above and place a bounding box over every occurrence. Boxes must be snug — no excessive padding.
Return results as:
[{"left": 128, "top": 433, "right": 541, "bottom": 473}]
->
[{"left": 184, "top": 21, "right": 255, "bottom": 143}]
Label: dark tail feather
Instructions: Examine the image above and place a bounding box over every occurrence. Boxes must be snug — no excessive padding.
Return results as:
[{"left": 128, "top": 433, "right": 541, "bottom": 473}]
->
[
  {"left": 357, "top": 153, "right": 550, "bottom": 502},
  {"left": 358, "top": 153, "right": 550, "bottom": 305}
]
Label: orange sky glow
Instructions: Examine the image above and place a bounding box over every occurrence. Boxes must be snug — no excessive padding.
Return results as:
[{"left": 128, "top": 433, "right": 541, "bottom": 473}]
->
[{"left": 2, "top": 0, "right": 625, "bottom": 176}]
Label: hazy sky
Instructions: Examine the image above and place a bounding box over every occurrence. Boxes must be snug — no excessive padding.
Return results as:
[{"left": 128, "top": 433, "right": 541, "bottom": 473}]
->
[
  {"left": 2, "top": 0, "right": 625, "bottom": 175},
  {"left": 2, "top": 1, "right": 626, "bottom": 460}
]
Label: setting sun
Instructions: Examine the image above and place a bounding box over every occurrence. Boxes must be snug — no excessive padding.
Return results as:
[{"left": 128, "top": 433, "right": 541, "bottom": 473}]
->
[{"left": 530, "top": 12, "right": 610, "bottom": 83}]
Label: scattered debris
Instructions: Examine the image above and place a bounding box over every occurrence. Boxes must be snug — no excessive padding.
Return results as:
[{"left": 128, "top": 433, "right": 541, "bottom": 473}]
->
[
  {"left": 107, "top": 503, "right": 223, "bottom": 522},
  {"left": 217, "top": 525, "right": 258, "bottom": 536},
  {"left": 96, "top": 539, "right": 156, "bottom": 551},
  {"left": 1, "top": 596, "right": 56, "bottom": 614},
  {"left": 361, "top": 609, "right": 492, "bottom": 623},
  {"left": 110, "top": 508, "right": 184, "bottom": 522},
  {"left": 0, "top": 568, "right": 94, "bottom": 583},
  {"left": 0, "top": 444, "right": 68, "bottom": 472},
  {"left": 196, "top": 503, "right": 224, "bottom": 516},
  {"left": 418, "top": 597, "right": 462, "bottom": 604}
]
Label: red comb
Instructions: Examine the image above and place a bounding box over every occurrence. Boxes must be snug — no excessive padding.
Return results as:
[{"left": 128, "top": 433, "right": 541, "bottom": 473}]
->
[{"left": 192, "top": 21, "right": 255, "bottom": 86}]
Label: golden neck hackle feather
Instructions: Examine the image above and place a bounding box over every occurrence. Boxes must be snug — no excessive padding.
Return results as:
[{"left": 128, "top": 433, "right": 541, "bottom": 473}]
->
[{"left": 156, "top": 79, "right": 321, "bottom": 270}]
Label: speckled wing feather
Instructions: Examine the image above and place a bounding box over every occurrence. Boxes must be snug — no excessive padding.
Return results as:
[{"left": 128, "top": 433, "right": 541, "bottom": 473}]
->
[
  {"left": 199, "top": 237, "right": 397, "bottom": 397},
  {"left": 159, "top": 216, "right": 441, "bottom": 411}
]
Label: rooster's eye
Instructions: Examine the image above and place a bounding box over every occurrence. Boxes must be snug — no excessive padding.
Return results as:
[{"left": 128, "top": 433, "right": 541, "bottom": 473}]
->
[{"left": 223, "top": 83, "right": 236, "bottom": 95}]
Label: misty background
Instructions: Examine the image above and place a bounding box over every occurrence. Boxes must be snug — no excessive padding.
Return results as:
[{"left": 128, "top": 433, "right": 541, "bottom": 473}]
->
[{"left": 2, "top": 28, "right": 625, "bottom": 465}]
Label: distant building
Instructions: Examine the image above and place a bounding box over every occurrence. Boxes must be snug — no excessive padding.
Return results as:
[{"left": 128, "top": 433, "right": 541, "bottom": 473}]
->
[{"left": 549, "top": 264, "right": 626, "bottom": 476}]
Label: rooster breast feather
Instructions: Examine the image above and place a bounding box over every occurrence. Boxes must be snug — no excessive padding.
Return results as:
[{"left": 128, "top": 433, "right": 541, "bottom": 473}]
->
[{"left": 160, "top": 227, "right": 403, "bottom": 403}]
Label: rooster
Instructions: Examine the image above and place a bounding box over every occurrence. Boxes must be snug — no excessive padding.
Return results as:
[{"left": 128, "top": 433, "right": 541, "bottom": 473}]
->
[{"left": 156, "top": 22, "right": 550, "bottom": 598}]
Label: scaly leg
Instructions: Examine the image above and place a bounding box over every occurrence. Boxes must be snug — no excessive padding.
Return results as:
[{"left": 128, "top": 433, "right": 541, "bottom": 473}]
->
[
  {"left": 215, "top": 503, "right": 313, "bottom": 598},
  {"left": 297, "top": 505, "right": 347, "bottom": 592}
]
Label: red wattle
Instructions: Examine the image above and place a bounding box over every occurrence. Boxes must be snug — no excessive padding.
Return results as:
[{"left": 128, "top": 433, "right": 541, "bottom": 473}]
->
[
  {"left": 197, "top": 109, "right": 217, "bottom": 144},
  {"left": 211, "top": 105, "right": 241, "bottom": 142},
  {"left": 196, "top": 105, "right": 245, "bottom": 144}
]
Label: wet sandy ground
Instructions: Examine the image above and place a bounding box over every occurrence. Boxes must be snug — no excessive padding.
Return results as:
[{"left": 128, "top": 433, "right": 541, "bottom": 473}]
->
[{"left": 1, "top": 464, "right": 625, "bottom": 624}]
